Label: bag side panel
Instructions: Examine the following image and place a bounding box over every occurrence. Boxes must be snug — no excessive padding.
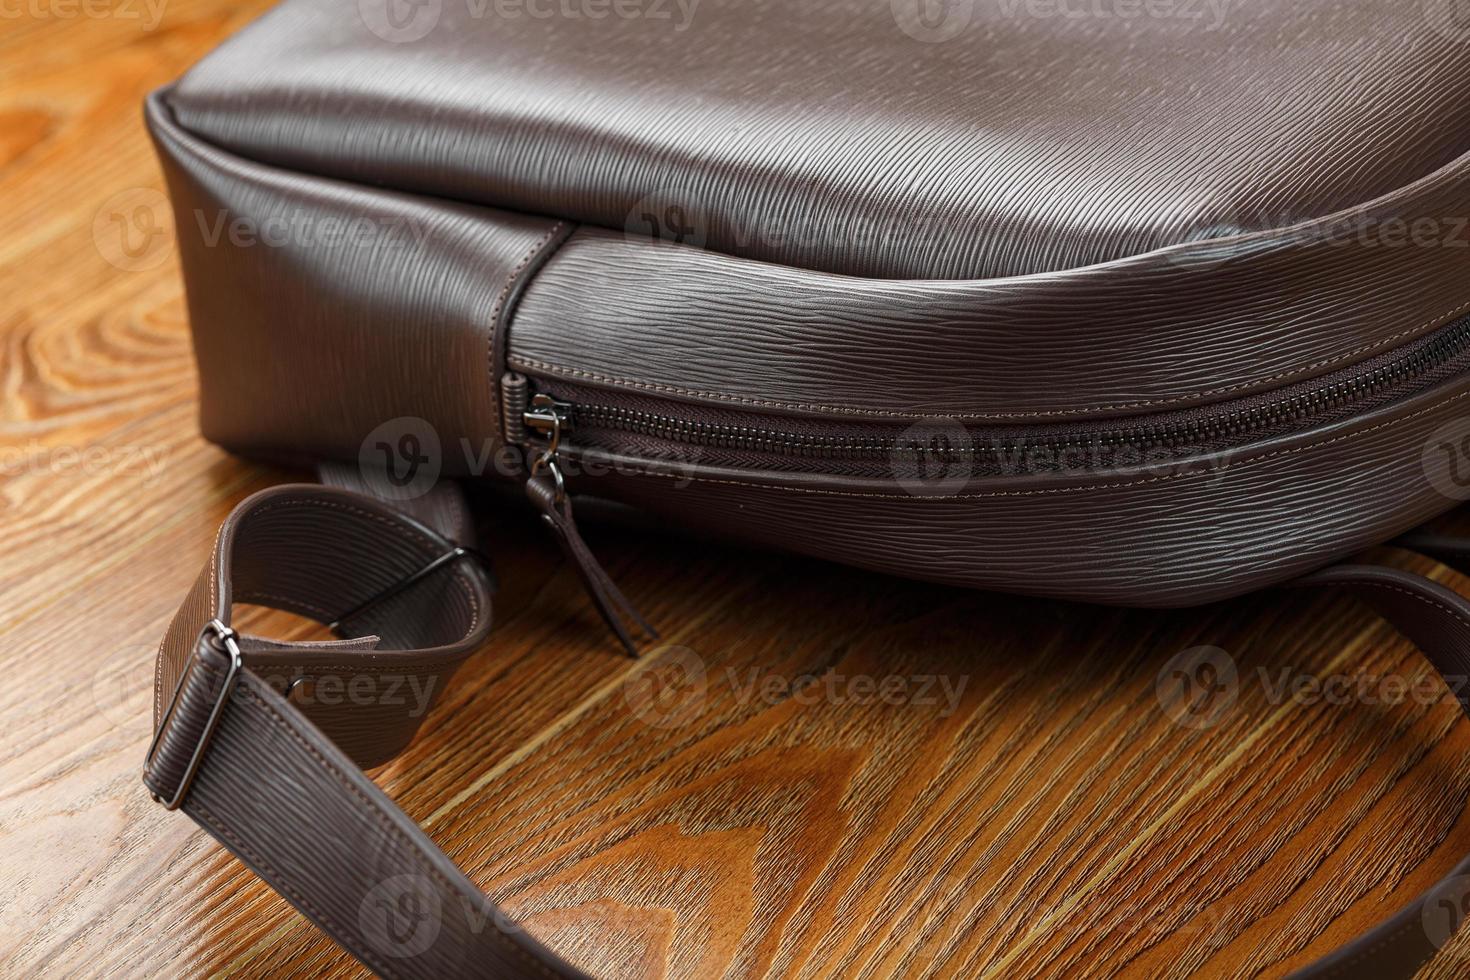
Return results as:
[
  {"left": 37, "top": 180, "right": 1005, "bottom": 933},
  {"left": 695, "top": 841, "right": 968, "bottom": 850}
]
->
[{"left": 146, "top": 89, "right": 564, "bottom": 469}]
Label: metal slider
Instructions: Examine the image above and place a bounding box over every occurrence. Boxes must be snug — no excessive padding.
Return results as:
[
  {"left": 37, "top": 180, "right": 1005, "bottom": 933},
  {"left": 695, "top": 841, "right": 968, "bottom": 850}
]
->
[{"left": 145, "top": 619, "right": 243, "bottom": 811}]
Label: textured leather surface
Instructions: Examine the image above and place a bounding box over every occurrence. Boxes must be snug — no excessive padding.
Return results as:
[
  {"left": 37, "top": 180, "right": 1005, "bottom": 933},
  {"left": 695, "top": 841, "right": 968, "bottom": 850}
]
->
[
  {"left": 146, "top": 91, "right": 566, "bottom": 458},
  {"left": 150, "top": 484, "right": 492, "bottom": 768},
  {"left": 543, "top": 373, "right": 1470, "bottom": 606},
  {"left": 509, "top": 213, "right": 1470, "bottom": 420},
  {"left": 141, "top": 3, "right": 1470, "bottom": 975},
  {"left": 148, "top": 75, "right": 1470, "bottom": 607},
  {"left": 165, "top": 0, "right": 1470, "bottom": 281}
]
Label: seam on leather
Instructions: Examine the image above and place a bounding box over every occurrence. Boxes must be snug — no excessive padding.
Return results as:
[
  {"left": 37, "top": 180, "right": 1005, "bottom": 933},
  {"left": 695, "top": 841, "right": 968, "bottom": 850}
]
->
[
  {"left": 232, "top": 683, "right": 561, "bottom": 980},
  {"left": 510, "top": 297, "right": 1470, "bottom": 420},
  {"left": 235, "top": 590, "right": 338, "bottom": 619},
  {"left": 1314, "top": 919, "right": 1417, "bottom": 980},
  {"left": 191, "top": 800, "right": 405, "bottom": 980},
  {"left": 606, "top": 387, "right": 1470, "bottom": 499},
  {"left": 156, "top": 517, "right": 234, "bottom": 727},
  {"left": 488, "top": 222, "right": 571, "bottom": 444},
  {"left": 1345, "top": 580, "right": 1470, "bottom": 637}
]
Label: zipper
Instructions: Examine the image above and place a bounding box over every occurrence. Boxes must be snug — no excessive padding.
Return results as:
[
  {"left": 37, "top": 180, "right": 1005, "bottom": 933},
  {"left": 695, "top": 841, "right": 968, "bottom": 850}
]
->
[
  {"left": 509, "top": 312, "right": 1470, "bottom": 474},
  {"left": 520, "top": 392, "right": 657, "bottom": 656},
  {"left": 508, "top": 313, "right": 1470, "bottom": 649}
]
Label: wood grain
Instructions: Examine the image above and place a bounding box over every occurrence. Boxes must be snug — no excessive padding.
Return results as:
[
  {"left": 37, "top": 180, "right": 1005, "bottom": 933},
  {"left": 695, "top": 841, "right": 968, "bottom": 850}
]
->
[{"left": 7, "top": 5, "right": 1470, "bottom": 978}]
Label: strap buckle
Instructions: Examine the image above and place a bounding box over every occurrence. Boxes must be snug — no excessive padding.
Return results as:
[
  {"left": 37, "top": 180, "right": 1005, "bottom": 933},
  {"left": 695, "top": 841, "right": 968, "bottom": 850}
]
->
[{"left": 144, "top": 618, "right": 244, "bottom": 811}]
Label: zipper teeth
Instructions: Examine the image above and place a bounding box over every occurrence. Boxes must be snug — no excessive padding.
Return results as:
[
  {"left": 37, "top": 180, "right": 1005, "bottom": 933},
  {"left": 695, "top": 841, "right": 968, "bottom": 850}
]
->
[{"left": 565, "top": 318, "right": 1470, "bottom": 459}]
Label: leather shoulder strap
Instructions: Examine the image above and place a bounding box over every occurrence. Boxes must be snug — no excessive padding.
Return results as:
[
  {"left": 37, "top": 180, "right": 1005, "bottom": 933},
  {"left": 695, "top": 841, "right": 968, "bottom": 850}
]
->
[
  {"left": 142, "top": 483, "right": 1470, "bottom": 978},
  {"left": 142, "top": 483, "right": 586, "bottom": 978}
]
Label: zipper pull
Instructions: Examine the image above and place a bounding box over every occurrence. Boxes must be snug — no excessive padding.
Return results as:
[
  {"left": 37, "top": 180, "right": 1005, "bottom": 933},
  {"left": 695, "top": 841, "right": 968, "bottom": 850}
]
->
[{"left": 523, "top": 394, "right": 657, "bottom": 657}]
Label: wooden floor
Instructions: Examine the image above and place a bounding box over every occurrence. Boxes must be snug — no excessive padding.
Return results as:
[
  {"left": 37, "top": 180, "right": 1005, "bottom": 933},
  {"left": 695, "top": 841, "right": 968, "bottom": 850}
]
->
[{"left": 8, "top": 4, "right": 1470, "bottom": 978}]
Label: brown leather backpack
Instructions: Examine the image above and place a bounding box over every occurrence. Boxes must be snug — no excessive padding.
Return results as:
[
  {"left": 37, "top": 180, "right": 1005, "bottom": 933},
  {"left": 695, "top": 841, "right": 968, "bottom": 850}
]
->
[{"left": 141, "top": 0, "right": 1470, "bottom": 975}]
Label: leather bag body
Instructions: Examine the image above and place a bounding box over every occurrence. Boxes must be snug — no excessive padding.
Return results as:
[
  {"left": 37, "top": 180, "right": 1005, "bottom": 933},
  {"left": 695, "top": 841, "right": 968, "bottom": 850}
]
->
[
  {"left": 147, "top": 0, "right": 1470, "bottom": 608},
  {"left": 140, "top": 1, "right": 1470, "bottom": 977}
]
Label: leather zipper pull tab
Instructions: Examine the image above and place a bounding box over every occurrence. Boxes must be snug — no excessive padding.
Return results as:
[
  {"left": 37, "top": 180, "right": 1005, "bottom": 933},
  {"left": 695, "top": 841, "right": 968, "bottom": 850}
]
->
[
  {"left": 521, "top": 393, "right": 655, "bottom": 656},
  {"left": 526, "top": 470, "right": 657, "bottom": 656}
]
